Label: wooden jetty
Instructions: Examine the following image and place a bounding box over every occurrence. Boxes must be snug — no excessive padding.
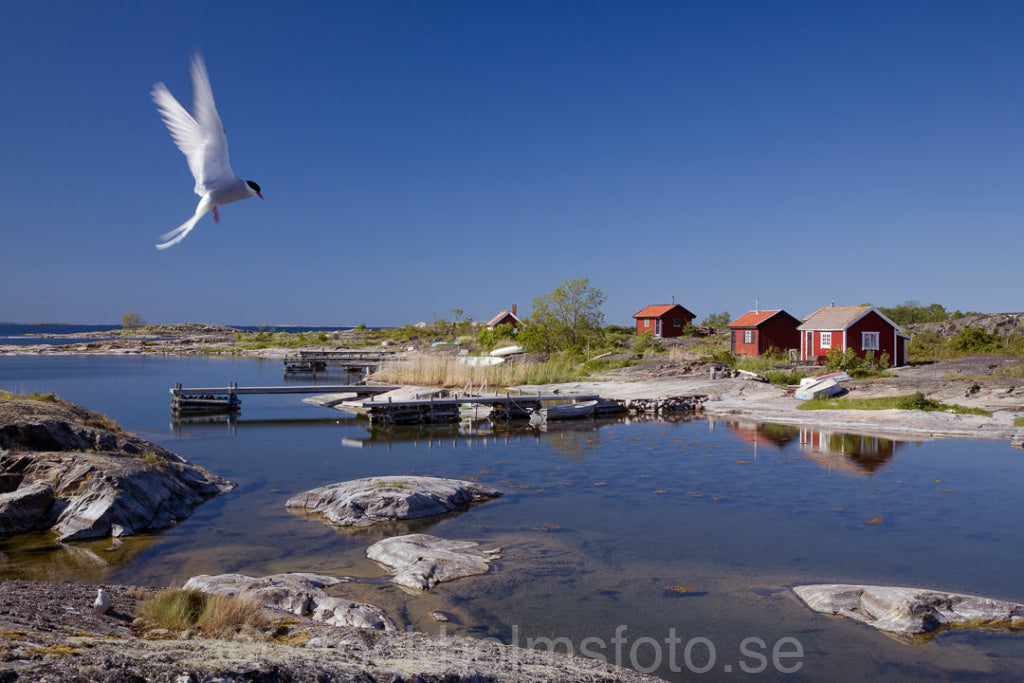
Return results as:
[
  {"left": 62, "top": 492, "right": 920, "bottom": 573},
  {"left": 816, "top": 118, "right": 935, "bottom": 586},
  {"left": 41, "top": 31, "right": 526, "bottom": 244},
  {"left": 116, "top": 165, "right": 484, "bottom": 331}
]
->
[
  {"left": 170, "top": 382, "right": 399, "bottom": 413},
  {"left": 353, "top": 393, "right": 612, "bottom": 425},
  {"left": 283, "top": 350, "right": 396, "bottom": 376}
]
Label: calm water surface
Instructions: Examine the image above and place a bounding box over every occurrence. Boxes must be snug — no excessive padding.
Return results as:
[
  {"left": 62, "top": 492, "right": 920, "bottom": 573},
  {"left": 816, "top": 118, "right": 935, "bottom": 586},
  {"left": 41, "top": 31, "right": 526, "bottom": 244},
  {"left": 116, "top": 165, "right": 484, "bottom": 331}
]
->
[{"left": 1, "top": 356, "right": 1022, "bottom": 681}]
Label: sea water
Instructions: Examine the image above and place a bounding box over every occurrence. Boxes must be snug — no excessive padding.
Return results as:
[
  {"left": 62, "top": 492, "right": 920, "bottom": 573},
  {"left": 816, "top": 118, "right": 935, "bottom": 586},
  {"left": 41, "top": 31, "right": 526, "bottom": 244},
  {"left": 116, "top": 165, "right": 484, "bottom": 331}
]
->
[{"left": 0, "top": 355, "right": 1021, "bottom": 681}]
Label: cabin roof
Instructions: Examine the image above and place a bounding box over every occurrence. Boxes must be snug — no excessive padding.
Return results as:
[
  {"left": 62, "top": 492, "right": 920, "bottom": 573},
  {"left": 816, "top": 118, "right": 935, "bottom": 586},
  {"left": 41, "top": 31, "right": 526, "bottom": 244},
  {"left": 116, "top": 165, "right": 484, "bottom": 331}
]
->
[
  {"left": 798, "top": 305, "right": 903, "bottom": 332},
  {"left": 727, "top": 309, "right": 797, "bottom": 328},
  {"left": 633, "top": 304, "right": 695, "bottom": 319},
  {"left": 485, "top": 310, "right": 520, "bottom": 327}
]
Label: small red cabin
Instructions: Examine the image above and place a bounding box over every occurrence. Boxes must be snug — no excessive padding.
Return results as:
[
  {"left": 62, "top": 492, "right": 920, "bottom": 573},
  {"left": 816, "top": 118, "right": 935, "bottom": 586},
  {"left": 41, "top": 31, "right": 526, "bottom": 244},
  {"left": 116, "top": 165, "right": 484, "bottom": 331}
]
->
[
  {"left": 632, "top": 304, "right": 696, "bottom": 338},
  {"left": 727, "top": 309, "right": 801, "bottom": 357},
  {"left": 797, "top": 305, "right": 908, "bottom": 366},
  {"left": 485, "top": 305, "right": 521, "bottom": 331}
]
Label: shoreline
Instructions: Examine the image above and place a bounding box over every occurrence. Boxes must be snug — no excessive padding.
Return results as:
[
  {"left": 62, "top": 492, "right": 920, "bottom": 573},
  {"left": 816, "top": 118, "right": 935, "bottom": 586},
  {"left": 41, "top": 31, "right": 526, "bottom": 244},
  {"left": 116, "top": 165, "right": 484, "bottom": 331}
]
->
[{"left": 3, "top": 338, "right": 1023, "bottom": 444}]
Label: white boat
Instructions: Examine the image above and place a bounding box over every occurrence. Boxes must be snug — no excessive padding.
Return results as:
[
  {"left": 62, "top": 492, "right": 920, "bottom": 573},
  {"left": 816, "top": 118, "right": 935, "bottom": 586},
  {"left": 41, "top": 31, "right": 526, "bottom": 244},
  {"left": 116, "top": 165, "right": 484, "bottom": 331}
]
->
[
  {"left": 794, "top": 377, "right": 843, "bottom": 400},
  {"left": 534, "top": 400, "right": 598, "bottom": 421},
  {"left": 799, "top": 371, "right": 852, "bottom": 387},
  {"left": 456, "top": 356, "right": 505, "bottom": 366},
  {"left": 490, "top": 345, "right": 525, "bottom": 357}
]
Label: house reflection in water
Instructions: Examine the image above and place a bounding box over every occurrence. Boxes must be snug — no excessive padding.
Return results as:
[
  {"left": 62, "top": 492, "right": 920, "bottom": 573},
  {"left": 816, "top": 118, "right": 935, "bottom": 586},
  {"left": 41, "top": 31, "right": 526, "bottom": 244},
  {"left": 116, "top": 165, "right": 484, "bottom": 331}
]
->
[
  {"left": 722, "top": 420, "right": 904, "bottom": 476},
  {"left": 798, "top": 428, "right": 900, "bottom": 475}
]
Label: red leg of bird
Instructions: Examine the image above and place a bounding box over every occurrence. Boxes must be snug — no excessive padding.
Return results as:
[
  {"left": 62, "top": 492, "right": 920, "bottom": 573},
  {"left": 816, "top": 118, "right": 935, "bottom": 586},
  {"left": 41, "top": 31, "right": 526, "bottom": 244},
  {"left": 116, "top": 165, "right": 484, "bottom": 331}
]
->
[{"left": 213, "top": 207, "right": 220, "bottom": 223}]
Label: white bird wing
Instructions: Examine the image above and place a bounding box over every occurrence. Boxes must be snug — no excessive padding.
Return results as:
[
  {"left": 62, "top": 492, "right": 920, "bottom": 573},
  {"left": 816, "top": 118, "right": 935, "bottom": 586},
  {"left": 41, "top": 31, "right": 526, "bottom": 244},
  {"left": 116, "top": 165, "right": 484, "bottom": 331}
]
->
[{"left": 151, "top": 53, "right": 234, "bottom": 197}]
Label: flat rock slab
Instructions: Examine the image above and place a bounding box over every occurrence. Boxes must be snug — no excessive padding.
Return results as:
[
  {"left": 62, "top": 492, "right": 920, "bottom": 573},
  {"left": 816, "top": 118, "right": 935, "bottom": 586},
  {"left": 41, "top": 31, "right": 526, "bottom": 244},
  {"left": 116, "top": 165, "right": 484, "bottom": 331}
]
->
[
  {"left": 793, "top": 584, "right": 1024, "bottom": 636},
  {"left": 285, "top": 475, "right": 502, "bottom": 528},
  {"left": 366, "top": 533, "right": 501, "bottom": 591},
  {"left": 183, "top": 572, "right": 396, "bottom": 632}
]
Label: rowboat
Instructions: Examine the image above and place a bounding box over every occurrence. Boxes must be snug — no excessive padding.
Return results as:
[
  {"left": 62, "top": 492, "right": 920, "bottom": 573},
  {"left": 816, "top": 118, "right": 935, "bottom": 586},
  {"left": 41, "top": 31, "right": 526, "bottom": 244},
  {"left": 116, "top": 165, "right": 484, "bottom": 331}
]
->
[
  {"left": 490, "top": 345, "right": 525, "bottom": 357},
  {"left": 533, "top": 399, "right": 598, "bottom": 421},
  {"left": 794, "top": 377, "right": 843, "bottom": 400}
]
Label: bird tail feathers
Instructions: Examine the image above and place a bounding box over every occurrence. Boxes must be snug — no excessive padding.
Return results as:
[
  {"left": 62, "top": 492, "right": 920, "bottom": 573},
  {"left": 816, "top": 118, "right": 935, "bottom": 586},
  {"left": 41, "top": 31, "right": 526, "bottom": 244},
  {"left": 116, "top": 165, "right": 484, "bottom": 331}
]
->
[{"left": 156, "top": 212, "right": 204, "bottom": 250}]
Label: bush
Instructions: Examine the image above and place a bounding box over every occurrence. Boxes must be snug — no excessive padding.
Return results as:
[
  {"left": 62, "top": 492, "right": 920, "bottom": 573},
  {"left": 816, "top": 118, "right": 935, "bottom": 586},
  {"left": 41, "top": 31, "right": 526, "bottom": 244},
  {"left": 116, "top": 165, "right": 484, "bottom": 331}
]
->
[
  {"left": 824, "top": 348, "right": 890, "bottom": 378},
  {"left": 634, "top": 330, "right": 664, "bottom": 354},
  {"left": 950, "top": 328, "right": 1002, "bottom": 354}
]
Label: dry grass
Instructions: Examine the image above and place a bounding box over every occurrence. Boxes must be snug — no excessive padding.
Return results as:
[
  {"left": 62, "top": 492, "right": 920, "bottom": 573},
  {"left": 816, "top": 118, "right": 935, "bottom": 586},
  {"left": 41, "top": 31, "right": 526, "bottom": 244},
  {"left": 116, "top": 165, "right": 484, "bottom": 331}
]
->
[
  {"left": 370, "top": 355, "right": 586, "bottom": 388},
  {"left": 137, "top": 588, "right": 206, "bottom": 631},
  {"left": 137, "top": 588, "right": 269, "bottom": 638},
  {"left": 197, "top": 593, "right": 271, "bottom": 637}
]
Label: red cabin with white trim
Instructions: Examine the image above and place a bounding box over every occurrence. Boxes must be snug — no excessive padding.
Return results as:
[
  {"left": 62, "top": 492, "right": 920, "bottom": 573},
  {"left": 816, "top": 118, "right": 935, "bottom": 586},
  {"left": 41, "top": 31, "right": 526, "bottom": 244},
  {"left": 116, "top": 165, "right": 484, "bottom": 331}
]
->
[{"left": 797, "top": 305, "right": 908, "bottom": 366}]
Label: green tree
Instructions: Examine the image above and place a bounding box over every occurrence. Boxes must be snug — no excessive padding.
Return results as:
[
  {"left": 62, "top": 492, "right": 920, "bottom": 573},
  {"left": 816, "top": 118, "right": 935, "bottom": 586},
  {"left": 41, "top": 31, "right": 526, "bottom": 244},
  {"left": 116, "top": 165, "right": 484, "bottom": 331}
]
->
[
  {"left": 121, "top": 311, "right": 144, "bottom": 334},
  {"left": 520, "top": 277, "right": 606, "bottom": 354},
  {"left": 701, "top": 311, "right": 731, "bottom": 328}
]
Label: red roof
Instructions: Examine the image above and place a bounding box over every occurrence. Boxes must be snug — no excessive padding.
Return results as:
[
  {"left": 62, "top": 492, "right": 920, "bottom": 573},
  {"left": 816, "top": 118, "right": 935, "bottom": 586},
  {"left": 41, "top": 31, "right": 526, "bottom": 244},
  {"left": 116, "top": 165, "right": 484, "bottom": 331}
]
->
[
  {"left": 633, "top": 304, "right": 694, "bottom": 319},
  {"left": 485, "top": 310, "right": 520, "bottom": 327},
  {"left": 727, "top": 310, "right": 791, "bottom": 328}
]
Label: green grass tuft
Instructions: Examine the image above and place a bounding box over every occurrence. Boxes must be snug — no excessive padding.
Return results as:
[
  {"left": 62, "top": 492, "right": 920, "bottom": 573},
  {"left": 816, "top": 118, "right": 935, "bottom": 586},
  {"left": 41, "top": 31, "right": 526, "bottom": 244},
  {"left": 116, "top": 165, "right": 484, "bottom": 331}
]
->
[{"left": 798, "top": 392, "right": 990, "bottom": 416}]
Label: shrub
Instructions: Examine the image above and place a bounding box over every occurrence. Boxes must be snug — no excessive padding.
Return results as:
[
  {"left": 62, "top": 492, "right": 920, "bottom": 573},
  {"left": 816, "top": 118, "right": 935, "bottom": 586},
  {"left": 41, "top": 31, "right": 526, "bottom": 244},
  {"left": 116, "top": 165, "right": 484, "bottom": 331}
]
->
[
  {"left": 634, "top": 330, "right": 664, "bottom": 354},
  {"left": 950, "top": 328, "right": 1002, "bottom": 354}
]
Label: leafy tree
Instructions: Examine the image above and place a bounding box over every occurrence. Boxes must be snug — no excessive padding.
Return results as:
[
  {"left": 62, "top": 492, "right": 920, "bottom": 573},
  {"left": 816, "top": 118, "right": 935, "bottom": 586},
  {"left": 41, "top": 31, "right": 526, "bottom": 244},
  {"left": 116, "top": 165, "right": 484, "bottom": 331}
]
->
[
  {"left": 520, "top": 277, "right": 606, "bottom": 354},
  {"left": 876, "top": 301, "right": 981, "bottom": 325},
  {"left": 121, "top": 311, "right": 144, "bottom": 333},
  {"left": 701, "top": 311, "right": 731, "bottom": 328}
]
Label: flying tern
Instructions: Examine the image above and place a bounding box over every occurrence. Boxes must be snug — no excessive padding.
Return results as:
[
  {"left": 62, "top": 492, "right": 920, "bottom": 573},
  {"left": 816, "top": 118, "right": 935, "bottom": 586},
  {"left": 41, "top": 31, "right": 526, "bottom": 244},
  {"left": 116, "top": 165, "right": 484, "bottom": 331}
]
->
[{"left": 151, "top": 53, "right": 262, "bottom": 249}]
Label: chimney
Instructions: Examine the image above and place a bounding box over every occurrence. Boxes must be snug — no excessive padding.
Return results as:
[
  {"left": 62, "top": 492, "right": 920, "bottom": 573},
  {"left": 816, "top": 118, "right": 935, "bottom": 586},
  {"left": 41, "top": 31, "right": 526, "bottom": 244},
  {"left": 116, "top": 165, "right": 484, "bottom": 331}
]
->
[
  {"left": 830, "top": 299, "right": 835, "bottom": 308},
  {"left": 755, "top": 298, "right": 759, "bottom": 314},
  {"left": 511, "top": 304, "right": 517, "bottom": 316}
]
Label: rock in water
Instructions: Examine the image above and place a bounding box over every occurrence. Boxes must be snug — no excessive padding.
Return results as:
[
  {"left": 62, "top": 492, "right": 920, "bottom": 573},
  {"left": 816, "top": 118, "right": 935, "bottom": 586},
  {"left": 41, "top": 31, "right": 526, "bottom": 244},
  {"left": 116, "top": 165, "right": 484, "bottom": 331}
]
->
[
  {"left": 366, "top": 533, "right": 501, "bottom": 590},
  {"left": 793, "top": 584, "right": 1024, "bottom": 636},
  {"left": 0, "top": 395, "right": 235, "bottom": 541},
  {"left": 93, "top": 587, "right": 111, "bottom": 614},
  {"left": 285, "top": 476, "right": 502, "bottom": 528}
]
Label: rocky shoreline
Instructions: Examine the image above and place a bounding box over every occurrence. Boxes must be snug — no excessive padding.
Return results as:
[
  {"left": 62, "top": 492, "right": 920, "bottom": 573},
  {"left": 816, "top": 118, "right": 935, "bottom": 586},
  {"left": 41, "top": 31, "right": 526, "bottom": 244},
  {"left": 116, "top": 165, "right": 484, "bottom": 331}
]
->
[
  {"left": 4, "top": 329, "right": 1023, "bottom": 444},
  {"left": 0, "top": 393, "right": 660, "bottom": 681},
  {"left": 3, "top": 330, "right": 1024, "bottom": 680}
]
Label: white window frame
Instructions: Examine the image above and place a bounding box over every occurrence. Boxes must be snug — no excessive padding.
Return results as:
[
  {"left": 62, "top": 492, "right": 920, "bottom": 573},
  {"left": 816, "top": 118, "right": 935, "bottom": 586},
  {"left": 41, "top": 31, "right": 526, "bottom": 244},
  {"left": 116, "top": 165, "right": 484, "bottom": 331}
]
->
[
  {"left": 862, "top": 331, "right": 880, "bottom": 351},
  {"left": 743, "top": 330, "right": 754, "bottom": 344},
  {"left": 820, "top": 332, "right": 832, "bottom": 348},
  {"left": 654, "top": 319, "right": 662, "bottom": 337}
]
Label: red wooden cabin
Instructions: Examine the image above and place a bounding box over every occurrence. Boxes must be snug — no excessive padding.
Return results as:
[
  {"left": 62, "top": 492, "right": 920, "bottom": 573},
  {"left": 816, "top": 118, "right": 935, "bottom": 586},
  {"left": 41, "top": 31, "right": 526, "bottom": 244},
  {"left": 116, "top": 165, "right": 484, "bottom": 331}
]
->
[
  {"left": 632, "top": 304, "right": 696, "bottom": 338},
  {"left": 727, "top": 309, "right": 801, "bottom": 357},
  {"left": 797, "top": 305, "right": 908, "bottom": 366}
]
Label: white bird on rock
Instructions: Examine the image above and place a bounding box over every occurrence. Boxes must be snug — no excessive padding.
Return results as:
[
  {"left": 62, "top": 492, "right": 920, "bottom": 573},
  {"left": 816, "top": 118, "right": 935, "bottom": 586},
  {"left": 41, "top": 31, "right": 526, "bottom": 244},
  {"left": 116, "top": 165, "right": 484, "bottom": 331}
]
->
[
  {"left": 93, "top": 587, "right": 112, "bottom": 615},
  {"left": 151, "top": 53, "right": 262, "bottom": 249}
]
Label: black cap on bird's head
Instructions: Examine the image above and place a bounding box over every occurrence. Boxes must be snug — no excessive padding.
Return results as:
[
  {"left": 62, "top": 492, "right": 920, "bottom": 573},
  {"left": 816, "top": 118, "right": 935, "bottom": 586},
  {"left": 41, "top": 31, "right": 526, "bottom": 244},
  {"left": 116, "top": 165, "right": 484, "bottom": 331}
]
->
[{"left": 246, "top": 180, "right": 263, "bottom": 199}]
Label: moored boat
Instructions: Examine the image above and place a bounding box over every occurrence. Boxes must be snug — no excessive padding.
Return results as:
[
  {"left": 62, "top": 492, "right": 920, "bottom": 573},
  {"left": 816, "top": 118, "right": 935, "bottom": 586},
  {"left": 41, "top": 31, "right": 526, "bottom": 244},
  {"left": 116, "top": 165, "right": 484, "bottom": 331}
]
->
[{"left": 533, "top": 399, "right": 598, "bottom": 421}]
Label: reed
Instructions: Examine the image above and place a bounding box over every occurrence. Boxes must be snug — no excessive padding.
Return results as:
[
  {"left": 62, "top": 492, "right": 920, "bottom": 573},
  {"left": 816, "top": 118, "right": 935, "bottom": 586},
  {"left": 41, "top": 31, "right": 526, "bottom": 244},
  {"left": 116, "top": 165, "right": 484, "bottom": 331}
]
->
[{"left": 369, "top": 355, "right": 587, "bottom": 388}]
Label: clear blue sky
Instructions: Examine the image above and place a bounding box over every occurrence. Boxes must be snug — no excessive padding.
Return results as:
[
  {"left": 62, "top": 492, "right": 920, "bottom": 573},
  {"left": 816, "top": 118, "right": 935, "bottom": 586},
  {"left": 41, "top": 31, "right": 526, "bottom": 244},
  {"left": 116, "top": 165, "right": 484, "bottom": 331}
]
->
[{"left": 2, "top": 1, "right": 1023, "bottom": 327}]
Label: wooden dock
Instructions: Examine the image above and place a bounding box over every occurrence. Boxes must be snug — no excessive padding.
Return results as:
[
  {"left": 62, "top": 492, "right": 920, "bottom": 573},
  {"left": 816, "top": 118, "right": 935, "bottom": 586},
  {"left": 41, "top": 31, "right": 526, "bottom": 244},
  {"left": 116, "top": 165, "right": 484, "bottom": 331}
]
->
[
  {"left": 170, "top": 382, "right": 399, "bottom": 413},
  {"left": 283, "top": 350, "right": 396, "bottom": 376},
  {"left": 353, "top": 393, "right": 614, "bottom": 425}
]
